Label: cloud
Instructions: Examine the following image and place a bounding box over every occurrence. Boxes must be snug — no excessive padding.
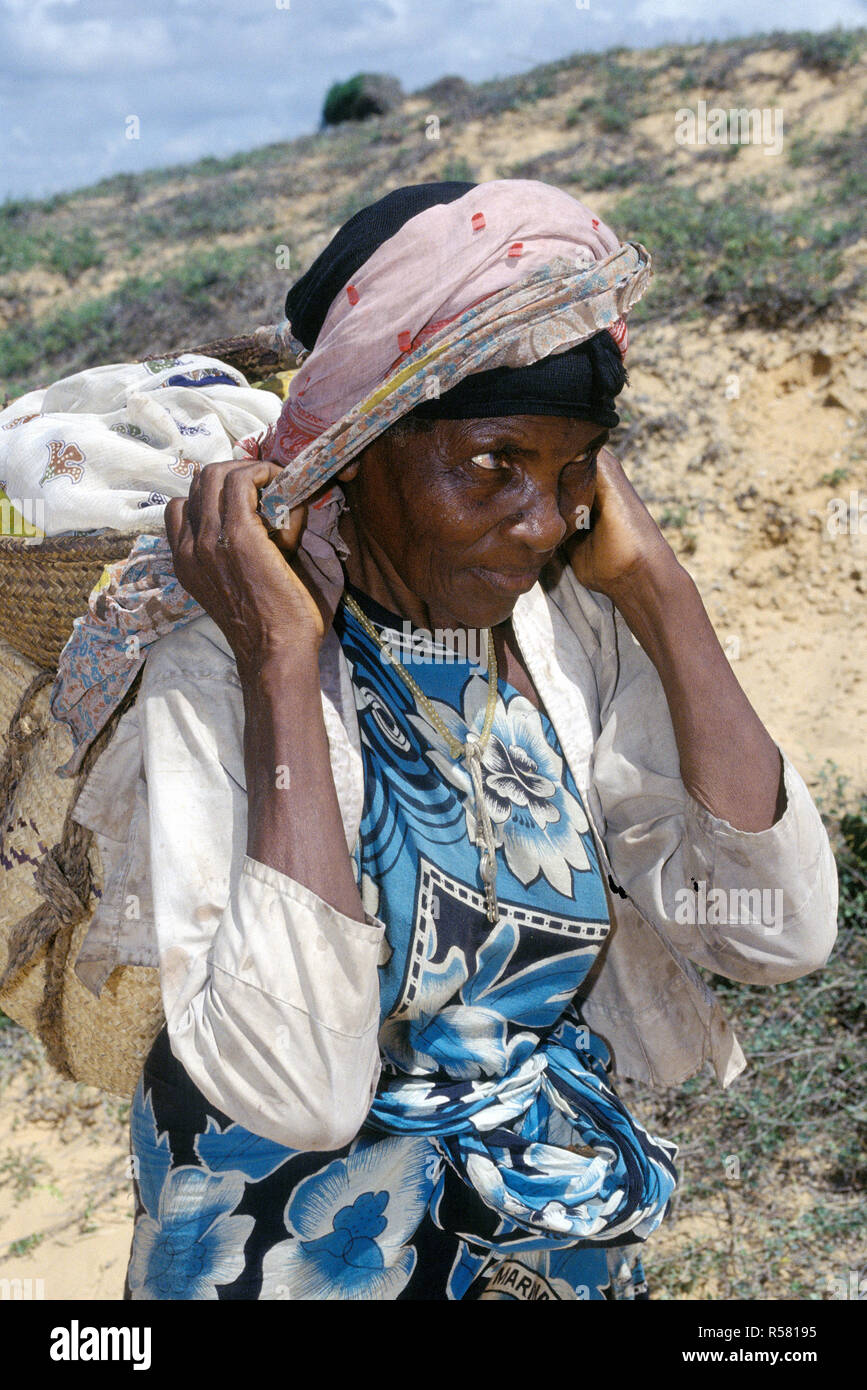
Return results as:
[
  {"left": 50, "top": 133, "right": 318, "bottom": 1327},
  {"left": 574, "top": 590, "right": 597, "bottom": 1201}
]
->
[
  {"left": 1, "top": 1, "right": 174, "bottom": 76},
  {"left": 631, "top": 0, "right": 867, "bottom": 32}
]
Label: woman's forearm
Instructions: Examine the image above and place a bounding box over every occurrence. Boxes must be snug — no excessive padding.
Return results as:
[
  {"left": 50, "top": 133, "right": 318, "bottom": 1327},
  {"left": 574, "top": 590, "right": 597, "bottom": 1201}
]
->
[
  {"left": 606, "top": 555, "right": 785, "bottom": 832},
  {"left": 241, "top": 651, "right": 367, "bottom": 922}
]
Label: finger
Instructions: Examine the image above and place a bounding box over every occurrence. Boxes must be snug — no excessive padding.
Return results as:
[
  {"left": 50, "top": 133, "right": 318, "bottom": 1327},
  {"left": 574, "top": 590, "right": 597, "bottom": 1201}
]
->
[
  {"left": 165, "top": 496, "right": 185, "bottom": 555},
  {"left": 184, "top": 462, "right": 205, "bottom": 534},
  {"left": 267, "top": 501, "right": 308, "bottom": 556},
  {"left": 192, "top": 460, "right": 240, "bottom": 553},
  {"left": 220, "top": 463, "right": 287, "bottom": 544},
  {"left": 165, "top": 497, "right": 197, "bottom": 584},
  {"left": 186, "top": 458, "right": 258, "bottom": 543}
]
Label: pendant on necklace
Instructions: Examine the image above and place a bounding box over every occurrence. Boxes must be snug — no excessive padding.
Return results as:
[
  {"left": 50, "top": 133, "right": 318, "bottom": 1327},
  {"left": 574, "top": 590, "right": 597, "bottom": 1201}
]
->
[{"left": 464, "top": 734, "right": 500, "bottom": 925}]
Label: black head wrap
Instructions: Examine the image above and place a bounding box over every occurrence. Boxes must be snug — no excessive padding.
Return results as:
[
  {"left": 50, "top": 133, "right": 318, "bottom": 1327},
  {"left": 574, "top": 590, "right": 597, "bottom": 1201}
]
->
[{"left": 285, "top": 182, "right": 628, "bottom": 429}]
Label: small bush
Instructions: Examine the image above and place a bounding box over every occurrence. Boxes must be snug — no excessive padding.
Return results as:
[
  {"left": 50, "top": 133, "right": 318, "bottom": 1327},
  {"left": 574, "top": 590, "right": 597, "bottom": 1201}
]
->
[
  {"left": 440, "top": 158, "right": 476, "bottom": 184},
  {"left": 0, "top": 226, "right": 41, "bottom": 275},
  {"left": 610, "top": 180, "right": 859, "bottom": 327},
  {"left": 565, "top": 62, "right": 650, "bottom": 133},
  {"left": 795, "top": 27, "right": 866, "bottom": 73},
  {"left": 0, "top": 206, "right": 104, "bottom": 280},
  {"left": 559, "top": 160, "right": 654, "bottom": 191},
  {"left": 46, "top": 227, "right": 104, "bottom": 281},
  {"left": 322, "top": 73, "right": 403, "bottom": 126},
  {"left": 597, "top": 102, "right": 633, "bottom": 133},
  {"left": 129, "top": 182, "right": 263, "bottom": 242}
]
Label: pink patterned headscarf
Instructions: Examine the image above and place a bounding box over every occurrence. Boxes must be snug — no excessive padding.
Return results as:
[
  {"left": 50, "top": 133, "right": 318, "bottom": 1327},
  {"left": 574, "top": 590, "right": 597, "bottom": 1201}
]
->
[{"left": 267, "top": 180, "right": 629, "bottom": 469}]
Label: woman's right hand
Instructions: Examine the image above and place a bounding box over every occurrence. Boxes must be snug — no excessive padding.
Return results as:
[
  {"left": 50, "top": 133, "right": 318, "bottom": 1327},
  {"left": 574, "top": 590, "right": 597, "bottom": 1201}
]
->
[{"left": 165, "top": 459, "right": 326, "bottom": 679}]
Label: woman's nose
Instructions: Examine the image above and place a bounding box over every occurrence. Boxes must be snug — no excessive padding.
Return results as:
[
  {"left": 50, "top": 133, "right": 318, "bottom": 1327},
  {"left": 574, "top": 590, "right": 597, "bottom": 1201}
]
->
[{"left": 503, "top": 488, "right": 569, "bottom": 552}]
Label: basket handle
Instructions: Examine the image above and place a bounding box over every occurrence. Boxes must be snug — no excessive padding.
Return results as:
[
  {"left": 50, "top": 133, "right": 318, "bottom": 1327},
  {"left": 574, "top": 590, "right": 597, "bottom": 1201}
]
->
[{"left": 143, "top": 321, "right": 299, "bottom": 380}]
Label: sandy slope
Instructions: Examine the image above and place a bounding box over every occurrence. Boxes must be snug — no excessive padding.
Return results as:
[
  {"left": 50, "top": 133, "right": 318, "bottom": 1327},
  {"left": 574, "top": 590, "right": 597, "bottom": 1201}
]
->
[
  {"left": 625, "top": 310, "right": 867, "bottom": 800},
  {"left": 0, "top": 1050, "right": 133, "bottom": 1300}
]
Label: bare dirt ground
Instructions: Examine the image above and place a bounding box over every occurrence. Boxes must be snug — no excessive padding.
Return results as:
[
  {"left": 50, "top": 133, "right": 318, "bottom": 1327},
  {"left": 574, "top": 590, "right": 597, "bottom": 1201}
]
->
[{"left": 0, "top": 1036, "right": 133, "bottom": 1299}]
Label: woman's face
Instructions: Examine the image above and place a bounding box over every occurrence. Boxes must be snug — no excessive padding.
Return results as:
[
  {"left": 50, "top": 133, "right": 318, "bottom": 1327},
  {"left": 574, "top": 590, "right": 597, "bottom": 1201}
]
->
[{"left": 339, "top": 414, "right": 609, "bottom": 628}]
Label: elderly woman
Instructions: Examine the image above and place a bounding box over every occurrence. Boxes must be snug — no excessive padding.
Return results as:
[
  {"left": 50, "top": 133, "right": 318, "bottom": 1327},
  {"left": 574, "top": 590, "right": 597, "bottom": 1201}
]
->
[{"left": 67, "top": 181, "right": 835, "bottom": 1301}]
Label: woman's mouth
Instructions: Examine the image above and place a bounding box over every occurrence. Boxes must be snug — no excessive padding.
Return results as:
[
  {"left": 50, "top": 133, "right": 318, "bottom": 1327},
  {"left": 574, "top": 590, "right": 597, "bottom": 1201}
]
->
[{"left": 470, "top": 564, "right": 541, "bottom": 595}]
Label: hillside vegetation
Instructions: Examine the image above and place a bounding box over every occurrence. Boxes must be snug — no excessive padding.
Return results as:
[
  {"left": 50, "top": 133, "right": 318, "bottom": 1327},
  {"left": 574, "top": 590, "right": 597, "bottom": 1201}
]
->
[{"left": 1, "top": 28, "right": 865, "bottom": 395}]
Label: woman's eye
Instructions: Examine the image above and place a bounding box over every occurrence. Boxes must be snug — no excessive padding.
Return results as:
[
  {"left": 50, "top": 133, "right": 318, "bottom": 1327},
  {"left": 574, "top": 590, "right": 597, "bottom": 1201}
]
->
[
  {"left": 566, "top": 449, "right": 599, "bottom": 475},
  {"left": 469, "top": 452, "right": 508, "bottom": 473}
]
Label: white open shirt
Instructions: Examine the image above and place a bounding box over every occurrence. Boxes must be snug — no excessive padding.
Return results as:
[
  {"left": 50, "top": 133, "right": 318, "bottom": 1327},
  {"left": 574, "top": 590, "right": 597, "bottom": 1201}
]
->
[{"left": 72, "top": 565, "right": 838, "bottom": 1149}]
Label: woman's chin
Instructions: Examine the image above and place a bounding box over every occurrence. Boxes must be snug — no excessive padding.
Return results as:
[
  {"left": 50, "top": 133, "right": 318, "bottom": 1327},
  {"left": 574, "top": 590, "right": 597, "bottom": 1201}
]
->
[{"left": 438, "top": 574, "right": 529, "bottom": 631}]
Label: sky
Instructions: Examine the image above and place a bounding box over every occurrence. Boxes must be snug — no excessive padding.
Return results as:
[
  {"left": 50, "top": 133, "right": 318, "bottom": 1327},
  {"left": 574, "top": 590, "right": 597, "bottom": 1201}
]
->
[{"left": 2, "top": 0, "right": 866, "bottom": 202}]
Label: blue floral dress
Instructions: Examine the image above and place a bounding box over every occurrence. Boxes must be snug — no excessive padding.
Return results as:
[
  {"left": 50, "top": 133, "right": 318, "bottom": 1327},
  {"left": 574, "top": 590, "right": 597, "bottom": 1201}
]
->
[{"left": 126, "top": 585, "right": 677, "bottom": 1300}]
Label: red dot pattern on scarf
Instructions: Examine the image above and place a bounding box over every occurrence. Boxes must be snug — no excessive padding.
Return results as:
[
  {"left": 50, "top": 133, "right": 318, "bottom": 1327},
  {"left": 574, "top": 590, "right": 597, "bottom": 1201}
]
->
[
  {"left": 346, "top": 285, "right": 359, "bottom": 305},
  {"left": 471, "top": 212, "right": 486, "bottom": 231},
  {"left": 507, "top": 242, "right": 523, "bottom": 259},
  {"left": 397, "top": 330, "right": 412, "bottom": 353}
]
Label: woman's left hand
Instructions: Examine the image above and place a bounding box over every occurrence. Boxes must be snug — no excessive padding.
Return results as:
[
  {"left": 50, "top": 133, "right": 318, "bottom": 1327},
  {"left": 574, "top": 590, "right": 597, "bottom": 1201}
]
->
[
  {"left": 564, "top": 447, "right": 786, "bottom": 830},
  {"left": 564, "top": 447, "right": 679, "bottom": 600}
]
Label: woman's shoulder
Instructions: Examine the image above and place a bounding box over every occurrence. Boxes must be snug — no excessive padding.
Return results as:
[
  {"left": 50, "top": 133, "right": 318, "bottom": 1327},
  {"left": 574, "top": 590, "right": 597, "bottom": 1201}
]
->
[{"left": 140, "top": 612, "right": 240, "bottom": 690}]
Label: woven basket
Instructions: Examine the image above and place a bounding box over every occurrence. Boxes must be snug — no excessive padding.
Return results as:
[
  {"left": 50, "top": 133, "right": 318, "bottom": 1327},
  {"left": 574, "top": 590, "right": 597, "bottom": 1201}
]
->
[
  {"left": 0, "top": 639, "right": 164, "bottom": 1096},
  {"left": 0, "top": 333, "right": 296, "bottom": 1088},
  {"left": 0, "top": 330, "right": 296, "bottom": 667},
  {"left": 0, "top": 529, "right": 147, "bottom": 669}
]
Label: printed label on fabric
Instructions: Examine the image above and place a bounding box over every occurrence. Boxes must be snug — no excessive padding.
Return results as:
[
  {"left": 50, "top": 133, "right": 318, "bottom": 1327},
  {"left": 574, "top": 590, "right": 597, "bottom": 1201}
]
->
[{"left": 479, "top": 1260, "right": 562, "bottom": 1300}]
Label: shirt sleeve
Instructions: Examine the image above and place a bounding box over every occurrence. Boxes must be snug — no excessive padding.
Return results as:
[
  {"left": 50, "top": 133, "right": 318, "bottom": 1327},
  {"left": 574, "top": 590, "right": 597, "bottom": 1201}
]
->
[
  {"left": 579, "top": 586, "right": 839, "bottom": 985},
  {"left": 136, "top": 623, "right": 385, "bottom": 1150}
]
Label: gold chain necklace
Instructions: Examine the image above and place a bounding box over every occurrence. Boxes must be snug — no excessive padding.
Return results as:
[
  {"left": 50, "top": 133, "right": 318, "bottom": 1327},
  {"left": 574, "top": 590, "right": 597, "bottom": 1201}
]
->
[{"left": 342, "top": 592, "right": 501, "bottom": 924}]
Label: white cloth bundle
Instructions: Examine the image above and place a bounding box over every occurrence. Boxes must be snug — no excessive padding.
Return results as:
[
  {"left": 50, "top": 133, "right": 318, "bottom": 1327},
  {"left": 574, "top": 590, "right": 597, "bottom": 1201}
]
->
[{"left": 0, "top": 355, "right": 281, "bottom": 536}]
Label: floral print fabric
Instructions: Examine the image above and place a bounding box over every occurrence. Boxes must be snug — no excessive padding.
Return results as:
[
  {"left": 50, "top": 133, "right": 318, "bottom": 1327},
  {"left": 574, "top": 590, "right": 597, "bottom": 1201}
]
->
[{"left": 127, "top": 588, "right": 676, "bottom": 1299}]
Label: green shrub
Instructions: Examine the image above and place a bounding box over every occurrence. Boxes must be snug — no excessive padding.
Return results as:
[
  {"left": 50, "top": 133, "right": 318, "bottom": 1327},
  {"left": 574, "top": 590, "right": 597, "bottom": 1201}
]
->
[
  {"left": 322, "top": 73, "right": 403, "bottom": 126},
  {"left": 610, "top": 180, "right": 859, "bottom": 326},
  {"left": 0, "top": 226, "right": 41, "bottom": 275},
  {"left": 795, "top": 26, "right": 866, "bottom": 72},
  {"left": 565, "top": 62, "right": 650, "bottom": 133},
  {"left": 564, "top": 161, "right": 653, "bottom": 190},
  {"left": 440, "top": 158, "right": 475, "bottom": 184},
  {"left": 46, "top": 227, "right": 104, "bottom": 280},
  {"left": 129, "top": 182, "right": 263, "bottom": 242},
  {"left": 0, "top": 206, "right": 104, "bottom": 280}
]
